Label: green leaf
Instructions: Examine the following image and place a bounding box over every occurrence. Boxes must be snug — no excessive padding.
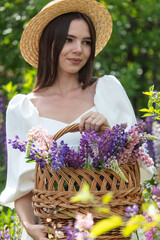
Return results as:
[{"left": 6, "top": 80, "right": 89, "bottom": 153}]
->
[
  {"left": 156, "top": 104, "right": 160, "bottom": 111},
  {"left": 141, "top": 113, "right": 154, "bottom": 117},
  {"left": 142, "top": 91, "right": 152, "bottom": 96},
  {"left": 90, "top": 216, "right": 123, "bottom": 238},
  {"left": 149, "top": 106, "right": 154, "bottom": 112},
  {"left": 149, "top": 85, "right": 154, "bottom": 91},
  {"left": 148, "top": 100, "right": 154, "bottom": 108},
  {"left": 26, "top": 159, "right": 36, "bottom": 163},
  {"left": 139, "top": 108, "right": 149, "bottom": 112}
]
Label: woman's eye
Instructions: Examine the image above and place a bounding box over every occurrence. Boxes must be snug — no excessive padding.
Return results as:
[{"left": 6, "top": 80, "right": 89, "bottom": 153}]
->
[
  {"left": 65, "top": 38, "right": 72, "bottom": 43},
  {"left": 83, "top": 41, "right": 91, "bottom": 45}
]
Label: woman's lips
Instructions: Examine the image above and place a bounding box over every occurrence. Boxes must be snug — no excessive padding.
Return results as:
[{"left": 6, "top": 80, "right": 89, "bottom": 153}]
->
[{"left": 68, "top": 58, "right": 82, "bottom": 64}]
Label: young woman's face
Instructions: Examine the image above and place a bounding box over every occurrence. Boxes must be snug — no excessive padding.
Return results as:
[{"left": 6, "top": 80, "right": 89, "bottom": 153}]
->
[{"left": 58, "top": 19, "right": 91, "bottom": 76}]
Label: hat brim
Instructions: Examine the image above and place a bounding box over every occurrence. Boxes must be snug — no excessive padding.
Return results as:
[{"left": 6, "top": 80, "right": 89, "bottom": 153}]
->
[{"left": 20, "top": 0, "right": 112, "bottom": 68}]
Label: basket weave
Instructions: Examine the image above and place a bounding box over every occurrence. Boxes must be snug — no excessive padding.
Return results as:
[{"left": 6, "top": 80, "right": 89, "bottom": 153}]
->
[{"left": 32, "top": 123, "right": 144, "bottom": 239}]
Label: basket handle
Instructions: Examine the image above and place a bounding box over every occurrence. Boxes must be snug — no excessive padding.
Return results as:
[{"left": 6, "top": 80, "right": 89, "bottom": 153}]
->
[{"left": 52, "top": 123, "right": 110, "bottom": 141}]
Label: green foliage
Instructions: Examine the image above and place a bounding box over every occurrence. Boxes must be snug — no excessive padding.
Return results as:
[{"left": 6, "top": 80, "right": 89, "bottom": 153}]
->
[
  {"left": 94, "top": 0, "right": 160, "bottom": 116},
  {"left": 0, "top": 166, "right": 6, "bottom": 192},
  {"left": 2, "top": 81, "right": 18, "bottom": 100},
  {"left": 0, "top": 0, "right": 47, "bottom": 98},
  {"left": 140, "top": 85, "right": 160, "bottom": 119},
  {"left": 0, "top": 0, "right": 160, "bottom": 109},
  {"left": 0, "top": 206, "right": 23, "bottom": 239}
]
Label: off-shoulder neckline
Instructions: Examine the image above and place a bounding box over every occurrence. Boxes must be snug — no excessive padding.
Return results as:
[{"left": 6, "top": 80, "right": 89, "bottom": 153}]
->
[
  {"left": 25, "top": 95, "right": 96, "bottom": 125},
  {"left": 24, "top": 77, "right": 106, "bottom": 125}
]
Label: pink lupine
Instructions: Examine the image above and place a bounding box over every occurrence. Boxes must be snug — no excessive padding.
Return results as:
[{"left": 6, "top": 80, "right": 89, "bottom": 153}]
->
[
  {"left": 26, "top": 126, "right": 53, "bottom": 157},
  {"left": 135, "top": 147, "right": 154, "bottom": 167},
  {"left": 75, "top": 213, "right": 94, "bottom": 231},
  {"left": 118, "top": 131, "right": 140, "bottom": 165}
]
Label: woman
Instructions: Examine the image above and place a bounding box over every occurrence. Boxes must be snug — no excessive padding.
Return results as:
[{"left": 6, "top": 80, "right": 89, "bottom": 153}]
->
[{"left": 0, "top": 0, "right": 153, "bottom": 239}]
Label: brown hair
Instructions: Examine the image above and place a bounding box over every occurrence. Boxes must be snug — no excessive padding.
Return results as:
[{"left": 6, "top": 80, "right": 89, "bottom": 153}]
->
[{"left": 33, "top": 12, "right": 96, "bottom": 91}]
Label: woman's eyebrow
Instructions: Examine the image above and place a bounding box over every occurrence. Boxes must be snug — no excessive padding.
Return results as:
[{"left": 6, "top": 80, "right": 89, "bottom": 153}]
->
[{"left": 67, "top": 34, "right": 91, "bottom": 40}]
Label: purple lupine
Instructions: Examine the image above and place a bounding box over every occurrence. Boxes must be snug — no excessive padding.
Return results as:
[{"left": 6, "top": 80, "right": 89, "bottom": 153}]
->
[
  {"left": 8, "top": 136, "right": 26, "bottom": 152},
  {"left": 0, "top": 91, "right": 7, "bottom": 167},
  {"left": 145, "top": 117, "right": 156, "bottom": 162},
  {"left": 51, "top": 140, "right": 69, "bottom": 171},
  {"left": 152, "top": 121, "right": 160, "bottom": 169},
  {"left": 0, "top": 229, "right": 10, "bottom": 240},
  {"left": 125, "top": 204, "right": 139, "bottom": 218},
  {"left": 63, "top": 224, "right": 78, "bottom": 240},
  {"left": 9, "top": 121, "right": 154, "bottom": 173},
  {"left": 79, "top": 129, "right": 100, "bottom": 169},
  {"left": 64, "top": 150, "right": 86, "bottom": 169},
  {"left": 108, "top": 123, "right": 128, "bottom": 158},
  {"left": 152, "top": 186, "right": 160, "bottom": 198},
  {"left": 143, "top": 212, "right": 160, "bottom": 240}
]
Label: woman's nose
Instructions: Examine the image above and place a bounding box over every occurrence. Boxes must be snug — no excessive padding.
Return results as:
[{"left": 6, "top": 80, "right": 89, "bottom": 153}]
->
[{"left": 73, "top": 41, "right": 82, "bottom": 54}]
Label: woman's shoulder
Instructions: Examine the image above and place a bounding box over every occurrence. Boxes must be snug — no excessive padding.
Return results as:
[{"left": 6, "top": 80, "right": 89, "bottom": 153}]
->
[
  {"left": 8, "top": 94, "right": 27, "bottom": 107},
  {"left": 97, "top": 75, "right": 123, "bottom": 89},
  {"left": 7, "top": 93, "right": 38, "bottom": 118},
  {"left": 94, "top": 75, "right": 126, "bottom": 97}
]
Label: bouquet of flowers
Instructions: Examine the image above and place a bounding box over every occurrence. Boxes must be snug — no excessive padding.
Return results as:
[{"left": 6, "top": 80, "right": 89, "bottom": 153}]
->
[{"left": 9, "top": 120, "right": 155, "bottom": 182}]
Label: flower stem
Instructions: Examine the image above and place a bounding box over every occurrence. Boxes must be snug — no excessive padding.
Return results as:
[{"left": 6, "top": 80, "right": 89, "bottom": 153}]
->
[
  {"left": 135, "top": 230, "right": 139, "bottom": 240},
  {"left": 59, "top": 210, "right": 76, "bottom": 219}
]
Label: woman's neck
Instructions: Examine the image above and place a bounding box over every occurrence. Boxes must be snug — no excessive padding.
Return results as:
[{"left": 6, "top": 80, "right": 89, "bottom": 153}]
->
[{"left": 53, "top": 72, "right": 82, "bottom": 95}]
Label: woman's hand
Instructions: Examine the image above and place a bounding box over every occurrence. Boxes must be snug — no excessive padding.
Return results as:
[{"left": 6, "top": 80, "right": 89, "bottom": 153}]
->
[
  {"left": 14, "top": 192, "right": 54, "bottom": 240},
  {"left": 79, "top": 111, "right": 110, "bottom": 133},
  {"left": 25, "top": 223, "right": 54, "bottom": 240}
]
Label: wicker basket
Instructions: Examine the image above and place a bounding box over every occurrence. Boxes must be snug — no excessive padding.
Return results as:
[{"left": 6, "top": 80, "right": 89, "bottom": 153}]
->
[{"left": 32, "top": 123, "right": 144, "bottom": 239}]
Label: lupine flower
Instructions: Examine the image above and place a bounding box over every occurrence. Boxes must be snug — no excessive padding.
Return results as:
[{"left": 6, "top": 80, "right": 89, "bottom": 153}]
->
[
  {"left": 0, "top": 228, "right": 10, "bottom": 240},
  {"left": 63, "top": 213, "right": 94, "bottom": 240},
  {"left": 75, "top": 213, "right": 94, "bottom": 230},
  {"left": 103, "top": 157, "right": 128, "bottom": 182},
  {"left": 8, "top": 136, "right": 26, "bottom": 152},
  {"left": 0, "top": 91, "right": 7, "bottom": 166},
  {"left": 143, "top": 212, "right": 160, "bottom": 240},
  {"left": 152, "top": 186, "right": 160, "bottom": 198},
  {"left": 145, "top": 116, "right": 155, "bottom": 162},
  {"left": 50, "top": 140, "right": 69, "bottom": 171},
  {"left": 125, "top": 205, "right": 139, "bottom": 218},
  {"left": 152, "top": 121, "right": 160, "bottom": 169},
  {"left": 26, "top": 126, "right": 53, "bottom": 157},
  {"left": 9, "top": 121, "right": 154, "bottom": 175},
  {"left": 145, "top": 228, "right": 159, "bottom": 240}
]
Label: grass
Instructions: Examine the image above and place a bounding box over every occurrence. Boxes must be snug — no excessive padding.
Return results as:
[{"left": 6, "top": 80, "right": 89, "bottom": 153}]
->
[
  {"left": 0, "top": 164, "right": 23, "bottom": 239},
  {"left": 0, "top": 165, "right": 6, "bottom": 193}
]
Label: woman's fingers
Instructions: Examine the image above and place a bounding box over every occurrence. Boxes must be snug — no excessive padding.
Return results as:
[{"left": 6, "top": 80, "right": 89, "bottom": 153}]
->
[
  {"left": 79, "top": 111, "right": 110, "bottom": 133},
  {"left": 79, "top": 111, "right": 96, "bottom": 132},
  {"left": 27, "top": 224, "right": 55, "bottom": 240}
]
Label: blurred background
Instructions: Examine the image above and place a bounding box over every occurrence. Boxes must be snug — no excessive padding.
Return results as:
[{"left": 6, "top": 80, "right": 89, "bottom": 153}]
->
[{"left": 0, "top": 0, "right": 160, "bottom": 191}]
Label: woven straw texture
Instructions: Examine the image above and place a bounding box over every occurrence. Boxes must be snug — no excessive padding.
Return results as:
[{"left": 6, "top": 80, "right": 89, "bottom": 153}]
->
[
  {"left": 32, "top": 123, "right": 144, "bottom": 239},
  {"left": 20, "top": 0, "right": 112, "bottom": 68}
]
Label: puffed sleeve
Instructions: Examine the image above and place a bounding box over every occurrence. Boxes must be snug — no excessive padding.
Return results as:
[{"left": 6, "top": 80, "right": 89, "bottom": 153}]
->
[
  {"left": 94, "top": 75, "right": 155, "bottom": 183},
  {"left": 94, "top": 75, "right": 137, "bottom": 128},
  {"left": 0, "top": 94, "right": 39, "bottom": 208}
]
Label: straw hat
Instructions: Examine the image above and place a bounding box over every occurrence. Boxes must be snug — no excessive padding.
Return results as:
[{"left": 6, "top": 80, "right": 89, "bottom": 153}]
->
[{"left": 20, "top": 0, "right": 112, "bottom": 68}]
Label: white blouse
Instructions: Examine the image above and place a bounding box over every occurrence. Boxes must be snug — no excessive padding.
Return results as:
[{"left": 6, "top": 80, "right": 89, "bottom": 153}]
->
[{"left": 0, "top": 75, "right": 153, "bottom": 240}]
